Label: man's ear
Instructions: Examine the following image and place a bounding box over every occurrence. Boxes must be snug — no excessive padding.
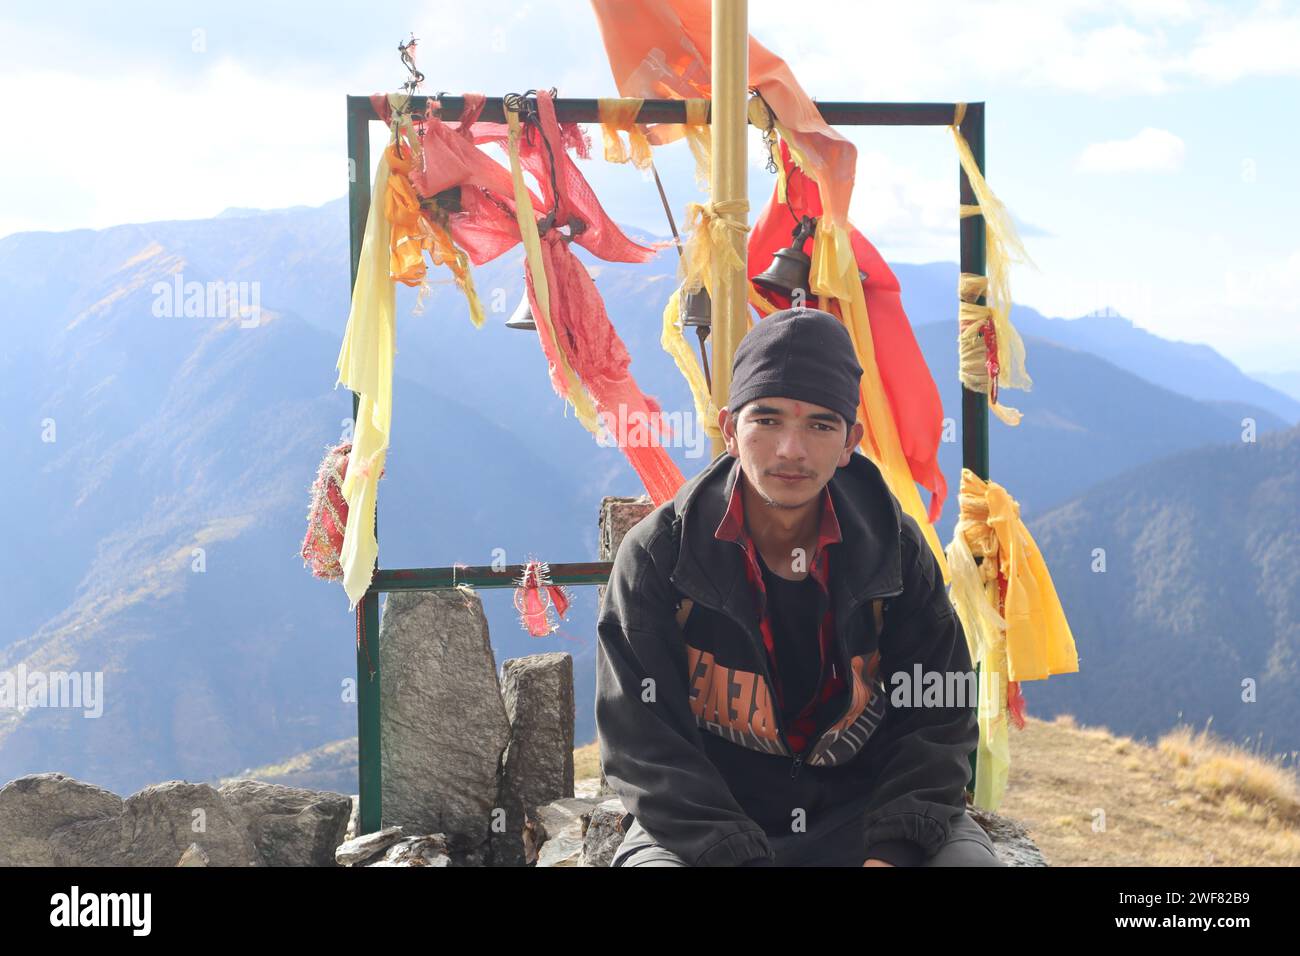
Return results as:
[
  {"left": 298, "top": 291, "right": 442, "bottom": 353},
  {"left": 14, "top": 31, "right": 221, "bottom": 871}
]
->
[
  {"left": 719, "top": 406, "right": 739, "bottom": 456},
  {"left": 840, "top": 419, "right": 865, "bottom": 466}
]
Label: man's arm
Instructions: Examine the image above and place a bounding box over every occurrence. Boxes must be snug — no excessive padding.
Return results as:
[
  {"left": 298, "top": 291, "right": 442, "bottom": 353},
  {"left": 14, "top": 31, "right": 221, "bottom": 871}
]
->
[
  {"left": 596, "top": 523, "right": 776, "bottom": 867},
  {"left": 860, "top": 511, "right": 978, "bottom": 864}
]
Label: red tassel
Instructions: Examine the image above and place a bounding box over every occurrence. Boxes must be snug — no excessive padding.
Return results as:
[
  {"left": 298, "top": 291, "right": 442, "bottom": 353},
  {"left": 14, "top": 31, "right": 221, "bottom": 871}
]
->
[
  {"left": 513, "top": 559, "right": 573, "bottom": 637},
  {"left": 548, "top": 583, "right": 570, "bottom": 619},
  {"left": 1007, "top": 680, "right": 1027, "bottom": 730}
]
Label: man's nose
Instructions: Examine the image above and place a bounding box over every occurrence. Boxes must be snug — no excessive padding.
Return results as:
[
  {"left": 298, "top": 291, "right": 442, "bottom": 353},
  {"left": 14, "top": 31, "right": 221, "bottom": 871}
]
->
[{"left": 776, "top": 424, "right": 807, "bottom": 460}]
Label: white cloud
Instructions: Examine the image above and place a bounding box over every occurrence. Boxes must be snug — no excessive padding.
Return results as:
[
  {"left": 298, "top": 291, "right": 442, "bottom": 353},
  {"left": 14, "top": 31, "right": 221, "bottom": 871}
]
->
[
  {"left": 846, "top": 148, "right": 957, "bottom": 261},
  {"left": 0, "top": 59, "right": 345, "bottom": 238},
  {"left": 750, "top": 0, "right": 1298, "bottom": 97},
  {"left": 1181, "top": 10, "right": 1300, "bottom": 82},
  {"left": 0, "top": 0, "right": 616, "bottom": 240},
  {"left": 1075, "top": 128, "right": 1186, "bottom": 172}
]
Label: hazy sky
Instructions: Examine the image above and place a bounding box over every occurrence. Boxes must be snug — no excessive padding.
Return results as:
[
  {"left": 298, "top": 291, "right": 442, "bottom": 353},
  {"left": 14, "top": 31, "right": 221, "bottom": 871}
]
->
[{"left": 2, "top": 0, "right": 1296, "bottom": 374}]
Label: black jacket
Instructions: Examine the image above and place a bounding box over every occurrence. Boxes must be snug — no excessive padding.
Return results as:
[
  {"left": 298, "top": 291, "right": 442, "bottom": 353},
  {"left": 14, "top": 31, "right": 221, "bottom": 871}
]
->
[{"left": 595, "top": 450, "right": 977, "bottom": 866}]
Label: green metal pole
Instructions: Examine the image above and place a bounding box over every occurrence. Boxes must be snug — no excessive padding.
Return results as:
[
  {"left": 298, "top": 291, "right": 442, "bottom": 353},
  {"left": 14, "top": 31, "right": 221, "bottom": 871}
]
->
[
  {"left": 958, "top": 103, "right": 987, "bottom": 796},
  {"left": 346, "top": 96, "right": 382, "bottom": 836}
]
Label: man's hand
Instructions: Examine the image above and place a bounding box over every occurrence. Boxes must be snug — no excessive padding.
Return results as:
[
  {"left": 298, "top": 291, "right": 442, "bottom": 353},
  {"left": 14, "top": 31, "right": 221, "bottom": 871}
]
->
[{"left": 862, "top": 858, "right": 895, "bottom": 867}]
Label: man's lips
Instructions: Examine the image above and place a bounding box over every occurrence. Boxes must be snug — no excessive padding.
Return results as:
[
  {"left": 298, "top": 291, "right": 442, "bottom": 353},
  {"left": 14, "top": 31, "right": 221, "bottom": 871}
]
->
[{"left": 772, "top": 473, "right": 810, "bottom": 481}]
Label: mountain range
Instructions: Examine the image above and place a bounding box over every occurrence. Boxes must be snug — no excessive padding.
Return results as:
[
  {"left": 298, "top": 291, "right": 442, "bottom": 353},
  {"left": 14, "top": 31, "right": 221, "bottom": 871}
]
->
[{"left": 1, "top": 196, "right": 1295, "bottom": 795}]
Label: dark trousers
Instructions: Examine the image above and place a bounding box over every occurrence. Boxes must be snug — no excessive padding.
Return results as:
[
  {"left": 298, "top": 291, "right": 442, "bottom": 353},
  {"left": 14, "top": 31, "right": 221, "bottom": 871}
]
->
[{"left": 612, "top": 808, "right": 1003, "bottom": 867}]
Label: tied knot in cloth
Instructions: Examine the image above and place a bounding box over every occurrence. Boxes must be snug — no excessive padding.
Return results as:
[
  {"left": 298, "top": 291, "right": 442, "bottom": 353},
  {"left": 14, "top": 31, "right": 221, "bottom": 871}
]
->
[
  {"left": 679, "top": 198, "right": 750, "bottom": 295},
  {"left": 513, "top": 560, "right": 573, "bottom": 638}
]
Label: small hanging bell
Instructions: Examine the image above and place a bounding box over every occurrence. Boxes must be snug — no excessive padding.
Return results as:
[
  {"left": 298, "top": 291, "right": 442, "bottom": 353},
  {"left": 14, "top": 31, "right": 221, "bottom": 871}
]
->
[
  {"left": 752, "top": 215, "right": 817, "bottom": 301},
  {"left": 680, "top": 284, "right": 711, "bottom": 329},
  {"left": 505, "top": 289, "right": 536, "bottom": 331}
]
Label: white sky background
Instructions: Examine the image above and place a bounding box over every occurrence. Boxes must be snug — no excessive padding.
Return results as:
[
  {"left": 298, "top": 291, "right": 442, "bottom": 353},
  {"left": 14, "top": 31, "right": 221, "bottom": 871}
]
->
[{"left": 0, "top": 0, "right": 1296, "bottom": 374}]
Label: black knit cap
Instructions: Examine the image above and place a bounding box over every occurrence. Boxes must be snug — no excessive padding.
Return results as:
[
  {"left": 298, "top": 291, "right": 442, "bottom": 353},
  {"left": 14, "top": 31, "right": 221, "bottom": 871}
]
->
[{"left": 727, "top": 307, "right": 863, "bottom": 428}]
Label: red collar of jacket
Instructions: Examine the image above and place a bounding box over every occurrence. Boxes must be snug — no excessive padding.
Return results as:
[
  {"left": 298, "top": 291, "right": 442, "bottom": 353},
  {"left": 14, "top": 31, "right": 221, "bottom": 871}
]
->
[
  {"left": 712, "top": 462, "right": 845, "bottom": 753},
  {"left": 713, "top": 463, "right": 842, "bottom": 592},
  {"left": 666, "top": 450, "right": 904, "bottom": 686}
]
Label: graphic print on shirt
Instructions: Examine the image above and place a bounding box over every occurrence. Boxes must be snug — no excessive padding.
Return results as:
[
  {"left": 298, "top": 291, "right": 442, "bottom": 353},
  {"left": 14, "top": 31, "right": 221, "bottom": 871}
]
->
[
  {"left": 685, "top": 643, "right": 789, "bottom": 756},
  {"left": 805, "top": 648, "right": 888, "bottom": 768}
]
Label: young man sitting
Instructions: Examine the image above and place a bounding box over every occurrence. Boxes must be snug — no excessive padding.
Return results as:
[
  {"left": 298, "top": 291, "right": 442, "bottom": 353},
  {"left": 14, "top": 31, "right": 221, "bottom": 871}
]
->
[{"left": 596, "top": 307, "right": 1002, "bottom": 867}]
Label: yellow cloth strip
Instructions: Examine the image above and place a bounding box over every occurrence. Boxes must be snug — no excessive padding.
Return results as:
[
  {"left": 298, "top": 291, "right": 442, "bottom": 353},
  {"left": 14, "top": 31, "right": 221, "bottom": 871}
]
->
[
  {"left": 746, "top": 93, "right": 827, "bottom": 225},
  {"left": 950, "top": 104, "right": 1034, "bottom": 417},
  {"left": 661, "top": 286, "right": 723, "bottom": 442},
  {"left": 641, "top": 98, "right": 712, "bottom": 191},
  {"left": 504, "top": 109, "right": 601, "bottom": 434},
  {"left": 958, "top": 273, "right": 1022, "bottom": 426},
  {"left": 682, "top": 99, "right": 712, "bottom": 191},
  {"left": 946, "top": 505, "right": 1011, "bottom": 809},
  {"left": 945, "top": 467, "right": 1080, "bottom": 809},
  {"left": 808, "top": 219, "right": 950, "bottom": 582},
  {"left": 678, "top": 198, "right": 749, "bottom": 296},
  {"left": 597, "top": 98, "right": 654, "bottom": 170},
  {"left": 335, "top": 147, "right": 396, "bottom": 612},
  {"left": 419, "top": 216, "right": 488, "bottom": 329}
]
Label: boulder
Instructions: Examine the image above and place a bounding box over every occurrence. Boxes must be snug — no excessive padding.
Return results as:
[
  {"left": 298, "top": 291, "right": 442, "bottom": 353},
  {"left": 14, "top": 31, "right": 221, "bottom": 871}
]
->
[
  {"left": 378, "top": 589, "right": 511, "bottom": 858},
  {"left": 495, "top": 652, "right": 575, "bottom": 866},
  {"left": 219, "top": 779, "right": 351, "bottom": 867},
  {"left": 595, "top": 495, "right": 654, "bottom": 795},
  {"left": 580, "top": 798, "right": 630, "bottom": 867},
  {"left": 530, "top": 796, "right": 602, "bottom": 867},
  {"left": 0, "top": 773, "right": 123, "bottom": 866},
  {"left": 48, "top": 780, "right": 259, "bottom": 866},
  {"left": 968, "top": 805, "right": 1050, "bottom": 867}
]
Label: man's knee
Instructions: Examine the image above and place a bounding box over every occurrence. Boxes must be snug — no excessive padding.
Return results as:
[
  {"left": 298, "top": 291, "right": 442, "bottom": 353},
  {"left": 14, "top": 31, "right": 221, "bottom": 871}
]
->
[
  {"left": 611, "top": 818, "right": 691, "bottom": 867},
  {"left": 921, "top": 810, "right": 1004, "bottom": 867},
  {"left": 614, "top": 843, "right": 691, "bottom": 866}
]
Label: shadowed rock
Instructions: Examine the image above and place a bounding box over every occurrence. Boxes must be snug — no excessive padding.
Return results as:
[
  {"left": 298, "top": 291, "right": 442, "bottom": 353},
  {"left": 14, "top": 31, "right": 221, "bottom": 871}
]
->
[
  {"left": 219, "top": 779, "right": 351, "bottom": 867},
  {"left": 495, "top": 652, "right": 575, "bottom": 866},
  {"left": 378, "top": 589, "right": 511, "bottom": 858}
]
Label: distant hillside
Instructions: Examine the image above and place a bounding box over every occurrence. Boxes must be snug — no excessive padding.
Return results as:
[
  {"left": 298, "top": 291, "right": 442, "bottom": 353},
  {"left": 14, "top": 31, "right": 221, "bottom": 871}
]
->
[
  {"left": 917, "top": 324, "right": 1287, "bottom": 546},
  {"left": 894, "top": 262, "right": 1300, "bottom": 425},
  {"left": 1252, "top": 369, "right": 1300, "bottom": 404},
  {"left": 218, "top": 737, "right": 358, "bottom": 795},
  {"left": 0, "top": 232, "right": 590, "bottom": 795},
  {"left": 1024, "top": 423, "right": 1300, "bottom": 759}
]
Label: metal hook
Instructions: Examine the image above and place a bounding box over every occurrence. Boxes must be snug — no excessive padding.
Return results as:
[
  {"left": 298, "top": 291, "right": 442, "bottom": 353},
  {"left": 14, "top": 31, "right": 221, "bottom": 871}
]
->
[{"left": 398, "top": 34, "right": 424, "bottom": 94}]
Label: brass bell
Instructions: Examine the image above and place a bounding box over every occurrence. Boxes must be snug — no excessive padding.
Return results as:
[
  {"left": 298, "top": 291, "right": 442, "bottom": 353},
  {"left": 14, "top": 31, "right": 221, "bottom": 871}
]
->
[
  {"left": 680, "top": 284, "right": 711, "bottom": 329},
  {"left": 752, "top": 215, "right": 816, "bottom": 301},
  {"left": 505, "top": 289, "right": 536, "bottom": 331}
]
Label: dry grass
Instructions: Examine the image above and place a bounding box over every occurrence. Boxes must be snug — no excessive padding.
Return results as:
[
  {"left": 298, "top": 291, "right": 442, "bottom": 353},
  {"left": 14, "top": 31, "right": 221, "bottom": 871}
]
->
[
  {"left": 573, "top": 741, "right": 602, "bottom": 783},
  {"left": 575, "top": 714, "right": 1300, "bottom": 866}
]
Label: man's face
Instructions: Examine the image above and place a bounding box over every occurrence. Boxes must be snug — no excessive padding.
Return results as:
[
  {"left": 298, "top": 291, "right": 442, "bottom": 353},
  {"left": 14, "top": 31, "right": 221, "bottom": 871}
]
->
[{"left": 720, "top": 395, "right": 864, "bottom": 510}]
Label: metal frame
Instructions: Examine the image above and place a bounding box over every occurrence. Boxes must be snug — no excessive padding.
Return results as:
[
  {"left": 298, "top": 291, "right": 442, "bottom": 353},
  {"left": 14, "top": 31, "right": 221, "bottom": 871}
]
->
[{"left": 345, "top": 94, "right": 989, "bottom": 836}]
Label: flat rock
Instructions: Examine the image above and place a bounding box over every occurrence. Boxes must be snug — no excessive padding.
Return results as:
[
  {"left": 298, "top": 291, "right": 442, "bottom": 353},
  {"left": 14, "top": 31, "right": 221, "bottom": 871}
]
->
[{"left": 335, "top": 825, "right": 406, "bottom": 866}]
